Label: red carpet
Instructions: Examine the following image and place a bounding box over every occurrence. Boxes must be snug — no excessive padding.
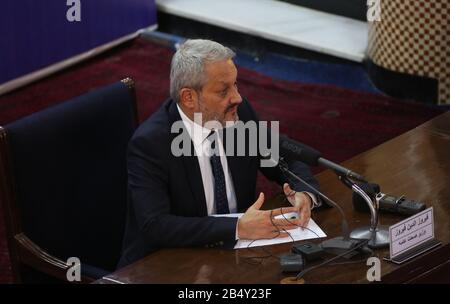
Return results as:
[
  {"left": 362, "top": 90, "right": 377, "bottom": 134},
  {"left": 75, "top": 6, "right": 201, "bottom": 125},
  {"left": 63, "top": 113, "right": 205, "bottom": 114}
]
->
[{"left": 0, "top": 38, "right": 443, "bottom": 283}]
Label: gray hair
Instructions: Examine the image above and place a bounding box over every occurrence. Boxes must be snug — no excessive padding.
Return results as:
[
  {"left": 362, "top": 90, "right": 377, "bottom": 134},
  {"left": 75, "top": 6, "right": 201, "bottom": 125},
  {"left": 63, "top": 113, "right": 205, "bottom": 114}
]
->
[{"left": 170, "top": 39, "right": 236, "bottom": 103}]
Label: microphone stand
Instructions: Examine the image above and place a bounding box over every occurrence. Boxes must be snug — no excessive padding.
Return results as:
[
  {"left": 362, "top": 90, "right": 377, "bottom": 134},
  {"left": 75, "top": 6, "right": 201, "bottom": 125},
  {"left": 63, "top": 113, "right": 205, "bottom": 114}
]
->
[
  {"left": 338, "top": 175, "right": 389, "bottom": 248},
  {"left": 278, "top": 159, "right": 365, "bottom": 254},
  {"left": 278, "top": 157, "right": 389, "bottom": 251}
]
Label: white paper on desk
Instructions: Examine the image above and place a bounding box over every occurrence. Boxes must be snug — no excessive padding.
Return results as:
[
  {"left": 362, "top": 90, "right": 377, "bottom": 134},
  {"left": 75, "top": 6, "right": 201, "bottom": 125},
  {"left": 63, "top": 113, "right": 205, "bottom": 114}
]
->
[{"left": 212, "top": 212, "right": 327, "bottom": 249}]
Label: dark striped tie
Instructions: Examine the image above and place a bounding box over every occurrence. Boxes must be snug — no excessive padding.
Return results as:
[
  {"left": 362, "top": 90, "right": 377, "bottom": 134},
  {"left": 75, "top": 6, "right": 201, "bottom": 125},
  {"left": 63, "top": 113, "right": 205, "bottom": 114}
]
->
[{"left": 208, "top": 132, "right": 230, "bottom": 214}]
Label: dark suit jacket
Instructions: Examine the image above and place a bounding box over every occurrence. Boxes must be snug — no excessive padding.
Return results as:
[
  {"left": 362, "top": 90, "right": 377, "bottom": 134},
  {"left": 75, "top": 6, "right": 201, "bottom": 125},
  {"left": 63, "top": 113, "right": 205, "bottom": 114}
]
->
[{"left": 117, "top": 98, "right": 320, "bottom": 268}]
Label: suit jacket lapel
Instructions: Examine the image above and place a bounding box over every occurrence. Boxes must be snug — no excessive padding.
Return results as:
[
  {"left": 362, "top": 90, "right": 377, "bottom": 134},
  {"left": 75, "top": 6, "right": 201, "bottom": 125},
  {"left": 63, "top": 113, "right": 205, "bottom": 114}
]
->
[
  {"left": 167, "top": 100, "right": 208, "bottom": 216},
  {"left": 181, "top": 147, "right": 208, "bottom": 216}
]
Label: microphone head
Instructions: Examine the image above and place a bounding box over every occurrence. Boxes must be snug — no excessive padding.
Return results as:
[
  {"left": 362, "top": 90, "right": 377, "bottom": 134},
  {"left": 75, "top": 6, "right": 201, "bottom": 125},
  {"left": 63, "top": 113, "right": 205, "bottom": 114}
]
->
[
  {"left": 352, "top": 183, "right": 380, "bottom": 212},
  {"left": 279, "top": 135, "right": 322, "bottom": 166}
]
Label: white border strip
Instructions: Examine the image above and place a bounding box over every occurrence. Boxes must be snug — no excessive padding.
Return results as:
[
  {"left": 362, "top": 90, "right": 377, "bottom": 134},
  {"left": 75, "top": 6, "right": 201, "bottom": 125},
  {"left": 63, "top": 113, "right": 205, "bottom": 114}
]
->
[
  {"left": 156, "top": 1, "right": 366, "bottom": 62},
  {"left": 0, "top": 24, "right": 157, "bottom": 96},
  {"left": 101, "top": 276, "right": 127, "bottom": 284}
]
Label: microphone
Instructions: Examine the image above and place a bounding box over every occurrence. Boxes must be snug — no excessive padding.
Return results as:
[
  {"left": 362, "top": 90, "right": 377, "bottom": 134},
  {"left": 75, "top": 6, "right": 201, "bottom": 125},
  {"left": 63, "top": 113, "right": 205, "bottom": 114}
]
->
[
  {"left": 277, "top": 136, "right": 375, "bottom": 252},
  {"left": 353, "top": 183, "right": 426, "bottom": 216},
  {"left": 261, "top": 130, "right": 383, "bottom": 250},
  {"left": 279, "top": 136, "right": 367, "bottom": 182},
  {"left": 278, "top": 135, "right": 321, "bottom": 166},
  {"left": 277, "top": 158, "right": 367, "bottom": 254},
  {"left": 277, "top": 135, "right": 389, "bottom": 249}
]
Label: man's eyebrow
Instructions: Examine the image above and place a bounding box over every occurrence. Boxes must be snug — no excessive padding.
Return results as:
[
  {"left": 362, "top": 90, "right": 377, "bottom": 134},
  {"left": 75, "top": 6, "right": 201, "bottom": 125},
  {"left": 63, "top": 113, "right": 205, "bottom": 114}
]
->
[{"left": 217, "top": 82, "right": 229, "bottom": 89}]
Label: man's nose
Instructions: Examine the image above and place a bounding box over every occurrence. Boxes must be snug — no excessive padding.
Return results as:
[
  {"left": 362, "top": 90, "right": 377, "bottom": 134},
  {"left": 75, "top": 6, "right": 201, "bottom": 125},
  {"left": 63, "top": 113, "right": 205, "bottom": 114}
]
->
[{"left": 231, "top": 86, "right": 242, "bottom": 105}]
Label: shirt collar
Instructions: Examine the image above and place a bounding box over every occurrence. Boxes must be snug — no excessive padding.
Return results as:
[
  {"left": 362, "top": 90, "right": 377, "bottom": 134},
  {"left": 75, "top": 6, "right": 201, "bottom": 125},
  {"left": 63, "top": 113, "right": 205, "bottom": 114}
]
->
[{"left": 176, "top": 103, "right": 212, "bottom": 146}]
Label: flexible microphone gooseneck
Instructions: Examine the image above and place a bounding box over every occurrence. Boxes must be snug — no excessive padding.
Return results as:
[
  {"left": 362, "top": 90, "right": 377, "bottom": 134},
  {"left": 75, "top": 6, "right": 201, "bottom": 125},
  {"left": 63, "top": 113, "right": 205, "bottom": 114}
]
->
[
  {"left": 278, "top": 158, "right": 352, "bottom": 242},
  {"left": 277, "top": 135, "right": 387, "bottom": 250}
]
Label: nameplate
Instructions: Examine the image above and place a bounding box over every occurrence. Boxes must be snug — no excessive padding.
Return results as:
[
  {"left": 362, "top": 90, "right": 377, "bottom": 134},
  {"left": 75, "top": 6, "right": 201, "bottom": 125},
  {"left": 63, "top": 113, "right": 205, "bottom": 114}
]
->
[{"left": 389, "top": 207, "right": 436, "bottom": 262}]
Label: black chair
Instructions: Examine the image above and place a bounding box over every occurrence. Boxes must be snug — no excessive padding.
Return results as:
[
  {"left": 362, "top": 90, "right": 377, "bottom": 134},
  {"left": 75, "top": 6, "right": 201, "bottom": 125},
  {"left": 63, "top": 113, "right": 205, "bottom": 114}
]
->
[{"left": 0, "top": 78, "right": 138, "bottom": 283}]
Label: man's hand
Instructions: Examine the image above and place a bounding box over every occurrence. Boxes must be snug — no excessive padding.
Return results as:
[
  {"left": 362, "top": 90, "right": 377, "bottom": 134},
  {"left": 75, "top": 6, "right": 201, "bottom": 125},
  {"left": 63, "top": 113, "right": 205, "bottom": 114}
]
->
[
  {"left": 283, "top": 183, "right": 312, "bottom": 228},
  {"left": 237, "top": 192, "right": 300, "bottom": 240}
]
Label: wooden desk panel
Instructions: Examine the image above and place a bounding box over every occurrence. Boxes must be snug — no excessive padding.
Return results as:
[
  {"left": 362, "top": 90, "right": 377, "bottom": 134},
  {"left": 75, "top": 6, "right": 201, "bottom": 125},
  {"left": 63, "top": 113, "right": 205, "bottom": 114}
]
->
[{"left": 101, "top": 112, "right": 450, "bottom": 284}]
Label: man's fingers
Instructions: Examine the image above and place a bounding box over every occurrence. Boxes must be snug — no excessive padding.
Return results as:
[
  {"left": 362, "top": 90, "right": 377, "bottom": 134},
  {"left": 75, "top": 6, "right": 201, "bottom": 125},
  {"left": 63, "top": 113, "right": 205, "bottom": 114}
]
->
[
  {"left": 283, "top": 183, "right": 290, "bottom": 192},
  {"left": 299, "top": 211, "right": 311, "bottom": 228},
  {"left": 252, "top": 192, "right": 265, "bottom": 210},
  {"left": 283, "top": 183, "right": 295, "bottom": 197},
  {"left": 271, "top": 217, "right": 300, "bottom": 228},
  {"left": 274, "top": 231, "right": 290, "bottom": 239},
  {"left": 266, "top": 230, "right": 290, "bottom": 239},
  {"left": 270, "top": 206, "right": 297, "bottom": 217}
]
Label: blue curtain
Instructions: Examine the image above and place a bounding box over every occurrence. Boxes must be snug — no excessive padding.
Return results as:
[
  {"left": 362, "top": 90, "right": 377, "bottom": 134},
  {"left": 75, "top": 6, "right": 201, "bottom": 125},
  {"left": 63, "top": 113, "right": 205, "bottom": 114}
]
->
[{"left": 0, "top": 0, "right": 157, "bottom": 84}]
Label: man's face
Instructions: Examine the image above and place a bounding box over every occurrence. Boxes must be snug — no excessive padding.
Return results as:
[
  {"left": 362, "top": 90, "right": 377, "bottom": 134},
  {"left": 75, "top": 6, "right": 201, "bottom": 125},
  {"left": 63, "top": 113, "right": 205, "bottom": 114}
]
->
[{"left": 195, "top": 59, "right": 242, "bottom": 126}]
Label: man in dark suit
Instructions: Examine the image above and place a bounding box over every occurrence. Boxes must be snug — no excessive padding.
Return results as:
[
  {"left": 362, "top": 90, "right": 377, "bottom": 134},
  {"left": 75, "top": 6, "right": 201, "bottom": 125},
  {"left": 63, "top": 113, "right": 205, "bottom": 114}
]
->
[{"left": 118, "top": 39, "right": 321, "bottom": 268}]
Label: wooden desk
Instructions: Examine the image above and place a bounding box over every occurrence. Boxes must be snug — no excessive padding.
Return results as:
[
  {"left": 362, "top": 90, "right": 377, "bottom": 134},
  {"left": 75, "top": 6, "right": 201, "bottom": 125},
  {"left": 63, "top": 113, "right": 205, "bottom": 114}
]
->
[{"left": 99, "top": 112, "right": 450, "bottom": 284}]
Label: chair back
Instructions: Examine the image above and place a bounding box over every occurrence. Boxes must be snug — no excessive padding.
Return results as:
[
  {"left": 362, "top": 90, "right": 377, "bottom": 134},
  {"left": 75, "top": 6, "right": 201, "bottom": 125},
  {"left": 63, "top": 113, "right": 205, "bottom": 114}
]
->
[{"left": 0, "top": 78, "right": 138, "bottom": 282}]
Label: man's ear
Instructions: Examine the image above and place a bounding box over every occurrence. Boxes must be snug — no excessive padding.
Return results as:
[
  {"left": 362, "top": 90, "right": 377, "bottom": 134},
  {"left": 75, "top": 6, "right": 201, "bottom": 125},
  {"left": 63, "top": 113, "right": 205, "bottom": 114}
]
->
[{"left": 179, "top": 88, "right": 198, "bottom": 110}]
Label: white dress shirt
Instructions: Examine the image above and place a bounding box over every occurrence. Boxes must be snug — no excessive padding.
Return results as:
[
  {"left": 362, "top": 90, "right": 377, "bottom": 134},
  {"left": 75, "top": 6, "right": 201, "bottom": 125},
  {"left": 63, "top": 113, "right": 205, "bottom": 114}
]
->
[
  {"left": 177, "top": 104, "right": 238, "bottom": 215},
  {"left": 176, "top": 105, "right": 319, "bottom": 240}
]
